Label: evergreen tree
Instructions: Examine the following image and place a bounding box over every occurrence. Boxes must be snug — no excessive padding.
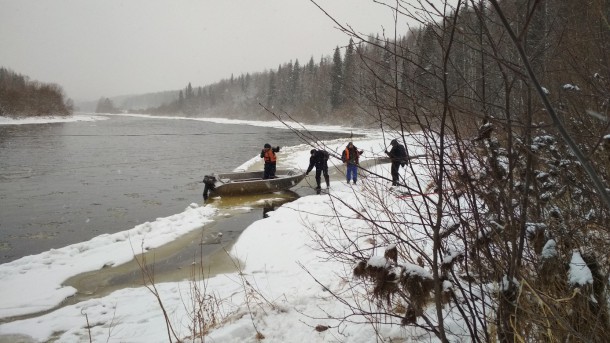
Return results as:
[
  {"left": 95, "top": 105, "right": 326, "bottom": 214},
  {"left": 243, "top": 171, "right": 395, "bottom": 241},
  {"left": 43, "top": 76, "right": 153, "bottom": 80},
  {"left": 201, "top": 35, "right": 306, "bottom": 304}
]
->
[
  {"left": 290, "top": 59, "right": 300, "bottom": 105},
  {"left": 342, "top": 39, "right": 356, "bottom": 104},
  {"left": 185, "top": 82, "right": 194, "bottom": 99},
  {"left": 330, "top": 46, "right": 343, "bottom": 109},
  {"left": 267, "top": 70, "right": 276, "bottom": 107}
]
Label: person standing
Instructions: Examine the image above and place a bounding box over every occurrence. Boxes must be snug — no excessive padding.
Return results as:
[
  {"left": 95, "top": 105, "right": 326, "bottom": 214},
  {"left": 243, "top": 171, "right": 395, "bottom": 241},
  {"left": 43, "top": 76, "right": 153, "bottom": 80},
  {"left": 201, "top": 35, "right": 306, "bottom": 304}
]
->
[
  {"left": 261, "top": 143, "right": 280, "bottom": 179},
  {"left": 385, "top": 138, "right": 408, "bottom": 186},
  {"left": 341, "top": 142, "right": 363, "bottom": 184},
  {"left": 306, "top": 149, "right": 330, "bottom": 193}
]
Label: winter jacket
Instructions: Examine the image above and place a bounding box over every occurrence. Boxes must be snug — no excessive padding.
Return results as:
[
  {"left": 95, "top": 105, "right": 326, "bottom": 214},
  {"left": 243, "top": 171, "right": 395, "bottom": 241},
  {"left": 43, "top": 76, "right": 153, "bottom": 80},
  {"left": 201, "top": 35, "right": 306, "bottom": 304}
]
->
[
  {"left": 261, "top": 146, "right": 280, "bottom": 164},
  {"left": 306, "top": 150, "right": 329, "bottom": 173},
  {"left": 342, "top": 145, "right": 362, "bottom": 165},
  {"left": 387, "top": 143, "right": 408, "bottom": 166}
]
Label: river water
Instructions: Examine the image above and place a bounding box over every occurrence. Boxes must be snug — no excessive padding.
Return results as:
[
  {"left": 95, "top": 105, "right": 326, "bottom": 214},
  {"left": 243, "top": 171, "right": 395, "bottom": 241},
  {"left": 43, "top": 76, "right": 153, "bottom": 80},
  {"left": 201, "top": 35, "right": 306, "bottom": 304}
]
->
[{"left": 0, "top": 115, "right": 349, "bottom": 265}]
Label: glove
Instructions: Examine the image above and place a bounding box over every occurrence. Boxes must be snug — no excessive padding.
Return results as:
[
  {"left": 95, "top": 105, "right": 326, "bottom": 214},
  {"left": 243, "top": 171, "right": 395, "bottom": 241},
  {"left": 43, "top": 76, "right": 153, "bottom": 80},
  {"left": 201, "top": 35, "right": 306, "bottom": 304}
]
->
[{"left": 276, "top": 146, "right": 281, "bottom": 151}]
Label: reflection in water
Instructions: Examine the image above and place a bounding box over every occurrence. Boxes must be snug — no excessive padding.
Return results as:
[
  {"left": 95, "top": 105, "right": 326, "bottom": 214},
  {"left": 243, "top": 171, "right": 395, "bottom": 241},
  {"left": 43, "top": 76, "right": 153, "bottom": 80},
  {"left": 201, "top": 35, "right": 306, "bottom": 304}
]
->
[{"left": 205, "top": 190, "right": 299, "bottom": 209}]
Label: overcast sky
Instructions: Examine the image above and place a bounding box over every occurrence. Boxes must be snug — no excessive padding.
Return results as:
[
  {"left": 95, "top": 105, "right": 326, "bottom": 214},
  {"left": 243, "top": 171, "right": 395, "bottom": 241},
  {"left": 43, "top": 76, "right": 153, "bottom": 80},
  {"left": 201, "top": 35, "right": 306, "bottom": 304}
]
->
[{"left": 1, "top": 0, "right": 413, "bottom": 102}]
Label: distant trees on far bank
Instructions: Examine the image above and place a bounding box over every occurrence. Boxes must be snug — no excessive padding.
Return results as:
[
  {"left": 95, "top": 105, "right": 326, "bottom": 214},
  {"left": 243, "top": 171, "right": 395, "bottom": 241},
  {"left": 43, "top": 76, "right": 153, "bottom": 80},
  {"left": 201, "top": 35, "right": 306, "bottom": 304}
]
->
[
  {"left": 0, "top": 67, "right": 73, "bottom": 117},
  {"left": 95, "top": 97, "right": 120, "bottom": 114},
  {"left": 131, "top": 38, "right": 369, "bottom": 126}
]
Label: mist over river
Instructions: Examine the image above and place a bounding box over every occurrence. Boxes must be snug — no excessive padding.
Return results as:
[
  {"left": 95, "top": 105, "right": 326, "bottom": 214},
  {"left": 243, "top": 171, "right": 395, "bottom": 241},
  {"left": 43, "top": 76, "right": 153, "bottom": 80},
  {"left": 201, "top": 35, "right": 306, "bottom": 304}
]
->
[{"left": 0, "top": 114, "right": 349, "bottom": 264}]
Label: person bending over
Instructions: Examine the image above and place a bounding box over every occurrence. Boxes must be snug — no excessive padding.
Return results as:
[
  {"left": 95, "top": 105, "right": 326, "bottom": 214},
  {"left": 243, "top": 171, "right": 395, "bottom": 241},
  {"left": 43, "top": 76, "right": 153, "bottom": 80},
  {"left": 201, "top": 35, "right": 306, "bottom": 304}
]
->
[
  {"left": 306, "top": 149, "right": 330, "bottom": 192},
  {"left": 385, "top": 138, "right": 408, "bottom": 186}
]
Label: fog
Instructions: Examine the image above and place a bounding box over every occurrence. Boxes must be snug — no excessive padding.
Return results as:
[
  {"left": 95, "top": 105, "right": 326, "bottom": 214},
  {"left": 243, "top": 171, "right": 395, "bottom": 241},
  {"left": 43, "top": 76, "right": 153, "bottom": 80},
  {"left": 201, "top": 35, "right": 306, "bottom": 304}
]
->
[{"left": 0, "top": 0, "right": 411, "bottom": 102}]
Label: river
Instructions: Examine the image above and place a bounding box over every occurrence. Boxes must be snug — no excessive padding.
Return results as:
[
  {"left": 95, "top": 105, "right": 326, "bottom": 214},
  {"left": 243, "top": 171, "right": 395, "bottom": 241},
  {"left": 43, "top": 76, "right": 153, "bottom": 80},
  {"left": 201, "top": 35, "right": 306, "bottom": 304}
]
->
[{"left": 0, "top": 114, "right": 349, "bottom": 265}]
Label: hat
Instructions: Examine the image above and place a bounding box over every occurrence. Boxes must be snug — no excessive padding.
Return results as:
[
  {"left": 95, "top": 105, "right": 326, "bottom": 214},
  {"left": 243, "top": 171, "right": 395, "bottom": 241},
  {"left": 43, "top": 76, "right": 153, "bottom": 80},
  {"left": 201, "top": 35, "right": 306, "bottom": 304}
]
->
[
  {"left": 264, "top": 143, "right": 271, "bottom": 148},
  {"left": 390, "top": 139, "right": 398, "bottom": 146},
  {"left": 310, "top": 149, "right": 316, "bottom": 154}
]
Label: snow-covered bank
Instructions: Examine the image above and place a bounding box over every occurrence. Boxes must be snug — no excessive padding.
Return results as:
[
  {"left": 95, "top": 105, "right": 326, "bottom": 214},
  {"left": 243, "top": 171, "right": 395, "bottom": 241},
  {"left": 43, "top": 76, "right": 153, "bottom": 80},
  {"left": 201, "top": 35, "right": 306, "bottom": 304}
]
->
[
  {"left": 0, "top": 204, "right": 216, "bottom": 319},
  {"left": 0, "top": 114, "right": 108, "bottom": 125},
  {"left": 0, "top": 115, "right": 430, "bottom": 342},
  {"left": 0, "top": 112, "right": 353, "bottom": 134},
  {"left": 101, "top": 112, "right": 360, "bottom": 135}
]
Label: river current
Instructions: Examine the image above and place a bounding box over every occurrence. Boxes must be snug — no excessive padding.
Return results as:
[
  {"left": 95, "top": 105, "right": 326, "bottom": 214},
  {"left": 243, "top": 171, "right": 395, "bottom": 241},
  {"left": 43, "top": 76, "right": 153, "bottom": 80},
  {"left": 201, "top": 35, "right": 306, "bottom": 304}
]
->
[{"left": 0, "top": 114, "right": 348, "bottom": 265}]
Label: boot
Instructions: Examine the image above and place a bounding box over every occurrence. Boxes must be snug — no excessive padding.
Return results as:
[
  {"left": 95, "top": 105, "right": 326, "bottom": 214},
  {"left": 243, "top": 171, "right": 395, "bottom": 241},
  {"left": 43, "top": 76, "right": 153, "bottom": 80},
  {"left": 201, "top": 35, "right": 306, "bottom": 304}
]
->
[{"left": 324, "top": 175, "right": 330, "bottom": 188}]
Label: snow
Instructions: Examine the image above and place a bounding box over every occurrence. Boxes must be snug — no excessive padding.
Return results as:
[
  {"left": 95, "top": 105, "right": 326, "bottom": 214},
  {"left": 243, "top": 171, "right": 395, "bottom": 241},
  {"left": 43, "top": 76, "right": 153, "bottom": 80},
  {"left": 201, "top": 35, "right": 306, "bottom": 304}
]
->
[
  {"left": 541, "top": 239, "right": 558, "bottom": 259},
  {"left": 0, "top": 114, "right": 108, "bottom": 125},
  {"left": 101, "top": 112, "right": 357, "bottom": 135},
  {"left": 1, "top": 114, "right": 434, "bottom": 342},
  {"left": 442, "top": 248, "right": 463, "bottom": 265},
  {"left": 403, "top": 263, "right": 433, "bottom": 280},
  {"left": 562, "top": 84, "right": 581, "bottom": 91},
  {"left": 367, "top": 255, "right": 389, "bottom": 268},
  {"left": 0, "top": 203, "right": 217, "bottom": 319},
  {"left": 500, "top": 275, "right": 518, "bottom": 292},
  {"left": 568, "top": 251, "right": 593, "bottom": 286}
]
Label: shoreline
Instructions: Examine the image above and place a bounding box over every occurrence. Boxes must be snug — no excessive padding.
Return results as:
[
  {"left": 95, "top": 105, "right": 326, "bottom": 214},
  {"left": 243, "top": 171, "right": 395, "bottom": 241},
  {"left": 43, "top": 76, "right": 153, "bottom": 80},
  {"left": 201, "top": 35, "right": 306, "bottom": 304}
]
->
[{"left": 0, "top": 192, "right": 300, "bottom": 324}]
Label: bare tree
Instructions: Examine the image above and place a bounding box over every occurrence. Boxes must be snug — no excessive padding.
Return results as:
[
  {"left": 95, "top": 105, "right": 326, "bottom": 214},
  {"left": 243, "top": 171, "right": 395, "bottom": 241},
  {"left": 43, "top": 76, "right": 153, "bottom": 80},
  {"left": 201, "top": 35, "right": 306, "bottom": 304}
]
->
[{"left": 298, "top": 0, "right": 610, "bottom": 341}]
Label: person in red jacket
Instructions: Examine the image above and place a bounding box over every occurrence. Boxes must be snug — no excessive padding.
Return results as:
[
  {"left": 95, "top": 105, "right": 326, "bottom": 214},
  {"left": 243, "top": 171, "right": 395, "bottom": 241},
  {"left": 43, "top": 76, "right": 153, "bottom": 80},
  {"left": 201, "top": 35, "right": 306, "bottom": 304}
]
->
[{"left": 260, "top": 143, "right": 280, "bottom": 179}]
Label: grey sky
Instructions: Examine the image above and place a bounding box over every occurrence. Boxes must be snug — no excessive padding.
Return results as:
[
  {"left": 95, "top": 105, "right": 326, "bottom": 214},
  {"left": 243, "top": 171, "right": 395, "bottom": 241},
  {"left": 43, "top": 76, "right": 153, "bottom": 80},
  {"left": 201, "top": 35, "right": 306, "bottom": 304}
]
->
[{"left": 0, "top": 0, "right": 409, "bottom": 102}]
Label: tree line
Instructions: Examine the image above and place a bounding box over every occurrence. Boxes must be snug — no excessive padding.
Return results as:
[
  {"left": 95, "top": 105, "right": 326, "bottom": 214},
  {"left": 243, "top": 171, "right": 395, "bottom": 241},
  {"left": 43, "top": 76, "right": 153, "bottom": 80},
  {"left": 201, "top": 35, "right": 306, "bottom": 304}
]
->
[
  {"left": 127, "top": 36, "right": 390, "bottom": 126},
  {"left": 0, "top": 67, "right": 73, "bottom": 117}
]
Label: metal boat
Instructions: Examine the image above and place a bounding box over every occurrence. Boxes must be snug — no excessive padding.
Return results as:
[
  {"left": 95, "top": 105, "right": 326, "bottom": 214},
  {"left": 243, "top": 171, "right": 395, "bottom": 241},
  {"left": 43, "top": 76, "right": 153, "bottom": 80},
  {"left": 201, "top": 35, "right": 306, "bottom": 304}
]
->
[{"left": 202, "top": 169, "right": 306, "bottom": 199}]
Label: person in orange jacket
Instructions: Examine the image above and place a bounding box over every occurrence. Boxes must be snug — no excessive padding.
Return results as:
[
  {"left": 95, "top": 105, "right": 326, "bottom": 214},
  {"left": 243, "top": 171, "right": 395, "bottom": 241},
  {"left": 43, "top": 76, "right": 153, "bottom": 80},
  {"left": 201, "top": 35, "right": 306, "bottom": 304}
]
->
[
  {"left": 260, "top": 143, "right": 280, "bottom": 179},
  {"left": 341, "top": 142, "right": 363, "bottom": 184}
]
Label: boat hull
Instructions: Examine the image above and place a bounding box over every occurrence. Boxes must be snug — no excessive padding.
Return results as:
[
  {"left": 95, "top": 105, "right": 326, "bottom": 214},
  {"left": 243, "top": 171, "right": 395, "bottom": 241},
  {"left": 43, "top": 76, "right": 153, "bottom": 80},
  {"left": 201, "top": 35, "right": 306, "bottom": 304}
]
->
[{"left": 205, "top": 169, "right": 305, "bottom": 197}]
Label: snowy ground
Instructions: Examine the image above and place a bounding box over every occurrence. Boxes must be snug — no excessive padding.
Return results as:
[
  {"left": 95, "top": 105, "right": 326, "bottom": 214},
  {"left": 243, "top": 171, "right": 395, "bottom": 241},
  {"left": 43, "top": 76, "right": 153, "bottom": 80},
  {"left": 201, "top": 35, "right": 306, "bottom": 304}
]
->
[{"left": 0, "top": 114, "right": 433, "bottom": 342}]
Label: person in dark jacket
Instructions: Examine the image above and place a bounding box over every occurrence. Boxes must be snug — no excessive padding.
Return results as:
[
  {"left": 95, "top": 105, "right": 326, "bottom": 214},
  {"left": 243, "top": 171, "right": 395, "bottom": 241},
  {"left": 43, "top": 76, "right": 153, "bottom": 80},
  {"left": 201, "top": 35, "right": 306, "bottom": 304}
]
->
[
  {"left": 306, "top": 149, "right": 330, "bottom": 192},
  {"left": 385, "top": 138, "right": 408, "bottom": 186},
  {"left": 261, "top": 143, "right": 280, "bottom": 179},
  {"left": 341, "top": 141, "right": 363, "bottom": 184}
]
